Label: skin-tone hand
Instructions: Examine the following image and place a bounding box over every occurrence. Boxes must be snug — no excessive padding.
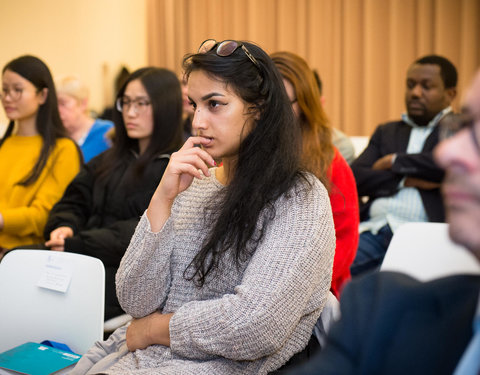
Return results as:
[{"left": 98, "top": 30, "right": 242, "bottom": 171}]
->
[
  {"left": 45, "top": 226, "right": 74, "bottom": 251},
  {"left": 126, "top": 311, "right": 173, "bottom": 351},
  {"left": 372, "top": 153, "right": 396, "bottom": 170},
  {"left": 147, "top": 136, "right": 216, "bottom": 232},
  {"left": 404, "top": 177, "right": 441, "bottom": 190}
]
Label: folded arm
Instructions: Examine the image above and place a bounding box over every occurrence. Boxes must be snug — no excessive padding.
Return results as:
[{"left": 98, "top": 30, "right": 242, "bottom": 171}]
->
[{"left": 352, "top": 126, "right": 444, "bottom": 198}]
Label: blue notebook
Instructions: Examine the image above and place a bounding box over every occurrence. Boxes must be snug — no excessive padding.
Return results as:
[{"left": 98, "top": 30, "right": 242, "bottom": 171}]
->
[{"left": 0, "top": 342, "right": 81, "bottom": 375}]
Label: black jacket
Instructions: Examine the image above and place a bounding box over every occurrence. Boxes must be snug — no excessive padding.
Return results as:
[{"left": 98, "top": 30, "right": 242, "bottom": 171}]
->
[
  {"left": 292, "top": 271, "right": 480, "bottom": 375},
  {"left": 44, "top": 151, "right": 169, "bottom": 267},
  {"left": 351, "top": 120, "right": 445, "bottom": 222}
]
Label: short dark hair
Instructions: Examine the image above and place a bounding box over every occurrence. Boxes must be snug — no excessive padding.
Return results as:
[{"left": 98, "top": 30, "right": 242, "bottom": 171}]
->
[{"left": 414, "top": 55, "right": 458, "bottom": 89}]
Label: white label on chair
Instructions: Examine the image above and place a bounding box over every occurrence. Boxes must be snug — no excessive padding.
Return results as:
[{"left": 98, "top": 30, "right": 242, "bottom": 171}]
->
[{"left": 36, "top": 255, "right": 73, "bottom": 293}]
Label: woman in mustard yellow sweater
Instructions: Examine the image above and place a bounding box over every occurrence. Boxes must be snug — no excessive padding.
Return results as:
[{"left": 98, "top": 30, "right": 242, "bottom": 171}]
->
[{"left": 0, "top": 55, "right": 82, "bottom": 254}]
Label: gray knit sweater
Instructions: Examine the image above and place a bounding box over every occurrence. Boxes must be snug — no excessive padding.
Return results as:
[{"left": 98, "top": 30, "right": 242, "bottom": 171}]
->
[{"left": 102, "top": 169, "right": 334, "bottom": 374}]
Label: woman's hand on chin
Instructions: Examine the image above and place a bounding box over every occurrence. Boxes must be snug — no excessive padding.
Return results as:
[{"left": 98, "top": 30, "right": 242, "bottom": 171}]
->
[
  {"left": 147, "top": 136, "right": 216, "bottom": 232},
  {"left": 159, "top": 136, "right": 216, "bottom": 200}
]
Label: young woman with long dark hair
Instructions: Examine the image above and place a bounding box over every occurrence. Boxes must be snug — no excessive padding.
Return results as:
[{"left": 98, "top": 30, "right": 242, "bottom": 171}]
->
[
  {"left": 72, "top": 40, "right": 335, "bottom": 374},
  {"left": 44, "top": 67, "right": 184, "bottom": 319},
  {"left": 0, "top": 55, "right": 81, "bottom": 256}
]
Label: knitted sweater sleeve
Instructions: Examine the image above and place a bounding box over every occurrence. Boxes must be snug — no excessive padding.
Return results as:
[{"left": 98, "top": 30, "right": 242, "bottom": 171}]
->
[
  {"left": 169, "top": 177, "right": 335, "bottom": 361},
  {"left": 116, "top": 212, "right": 176, "bottom": 317}
]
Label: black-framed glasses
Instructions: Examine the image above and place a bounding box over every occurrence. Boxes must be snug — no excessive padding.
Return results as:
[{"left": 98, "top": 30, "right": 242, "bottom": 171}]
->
[
  {"left": 439, "top": 111, "right": 480, "bottom": 153},
  {"left": 198, "top": 39, "right": 260, "bottom": 69},
  {"left": 116, "top": 97, "right": 151, "bottom": 115},
  {"left": 0, "top": 87, "right": 24, "bottom": 101}
]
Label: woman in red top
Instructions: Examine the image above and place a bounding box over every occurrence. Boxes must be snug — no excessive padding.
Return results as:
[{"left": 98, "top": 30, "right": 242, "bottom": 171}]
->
[{"left": 272, "top": 51, "right": 359, "bottom": 296}]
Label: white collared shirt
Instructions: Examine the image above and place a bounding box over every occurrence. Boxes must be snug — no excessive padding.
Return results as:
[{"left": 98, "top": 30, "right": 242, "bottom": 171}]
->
[{"left": 360, "top": 107, "right": 452, "bottom": 234}]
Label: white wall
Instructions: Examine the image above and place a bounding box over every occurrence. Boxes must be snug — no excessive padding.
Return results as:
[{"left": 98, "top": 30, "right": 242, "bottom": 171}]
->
[{"left": 0, "top": 0, "right": 148, "bottom": 133}]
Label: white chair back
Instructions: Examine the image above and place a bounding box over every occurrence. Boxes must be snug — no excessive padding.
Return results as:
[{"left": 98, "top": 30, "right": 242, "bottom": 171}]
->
[
  {"left": 381, "top": 222, "right": 480, "bottom": 281},
  {"left": 0, "top": 250, "right": 105, "bottom": 355},
  {"left": 350, "top": 136, "right": 370, "bottom": 158}
]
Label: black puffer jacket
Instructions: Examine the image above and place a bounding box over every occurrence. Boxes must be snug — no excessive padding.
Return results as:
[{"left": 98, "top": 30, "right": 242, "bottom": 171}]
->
[{"left": 44, "top": 151, "right": 170, "bottom": 267}]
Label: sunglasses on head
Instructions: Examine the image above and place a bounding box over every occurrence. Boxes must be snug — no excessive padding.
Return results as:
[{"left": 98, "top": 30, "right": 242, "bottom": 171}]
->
[{"left": 198, "top": 39, "right": 260, "bottom": 69}]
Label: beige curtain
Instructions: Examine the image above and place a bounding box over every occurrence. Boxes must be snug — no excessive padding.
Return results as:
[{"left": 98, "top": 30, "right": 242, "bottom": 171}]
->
[{"left": 147, "top": 0, "right": 480, "bottom": 136}]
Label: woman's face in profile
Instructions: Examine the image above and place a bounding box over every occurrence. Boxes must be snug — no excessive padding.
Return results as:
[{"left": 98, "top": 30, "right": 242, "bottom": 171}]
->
[
  {"left": 1, "top": 70, "right": 45, "bottom": 122},
  {"left": 187, "top": 70, "right": 255, "bottom": 162}
]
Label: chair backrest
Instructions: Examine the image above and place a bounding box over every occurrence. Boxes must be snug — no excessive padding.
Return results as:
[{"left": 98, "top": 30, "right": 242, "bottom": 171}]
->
[
  {"left": 350, "top": 136, "right": 369, "bottom": 158},
  {"left": 381, "top": 222, "right": 480, "bottom": 281},
  {"left": 0, "top": 250, "right": 105, "bottom": 355}
]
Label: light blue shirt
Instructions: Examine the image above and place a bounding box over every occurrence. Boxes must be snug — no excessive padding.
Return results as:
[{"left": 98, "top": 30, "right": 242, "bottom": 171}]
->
[
  {"left": 359, "top": 107, "right": 452, "bottom": 235},
  {"left": 453, "top": 292, "right": 480, "bottom": 375}
]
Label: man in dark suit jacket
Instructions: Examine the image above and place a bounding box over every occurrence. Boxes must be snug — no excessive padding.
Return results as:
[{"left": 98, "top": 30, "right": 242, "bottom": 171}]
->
[
  {"left": 290, "top": 68, "right": 480, "bottom": 375},
  {"left": 351, "top": 55, "right": 458, "bottom": 276}
]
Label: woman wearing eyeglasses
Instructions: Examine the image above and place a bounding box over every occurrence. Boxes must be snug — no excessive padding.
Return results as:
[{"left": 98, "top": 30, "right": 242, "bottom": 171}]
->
[
  {"left": 72, "top": 40, "right": 335, "bottom": 375},
  {"left": 44, "top": 67, "right": 184, "bottom": 319},
  {"left": 271, "top": 51, "right": 359, "bottom": 297},
  {"left": 0, "top": 55, "right": 82, "bottom": 258}
]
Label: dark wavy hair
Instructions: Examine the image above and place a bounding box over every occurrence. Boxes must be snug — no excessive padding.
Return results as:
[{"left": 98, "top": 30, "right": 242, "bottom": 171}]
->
[
  {"left": 96, "top": 67, "right": 184, "bottom": 183},
  {"left": 182, "top": 40, "right": 306, "bottom": 286},
  {"left": 1, "top": 55, "right": 75, "bottom": 185}
]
